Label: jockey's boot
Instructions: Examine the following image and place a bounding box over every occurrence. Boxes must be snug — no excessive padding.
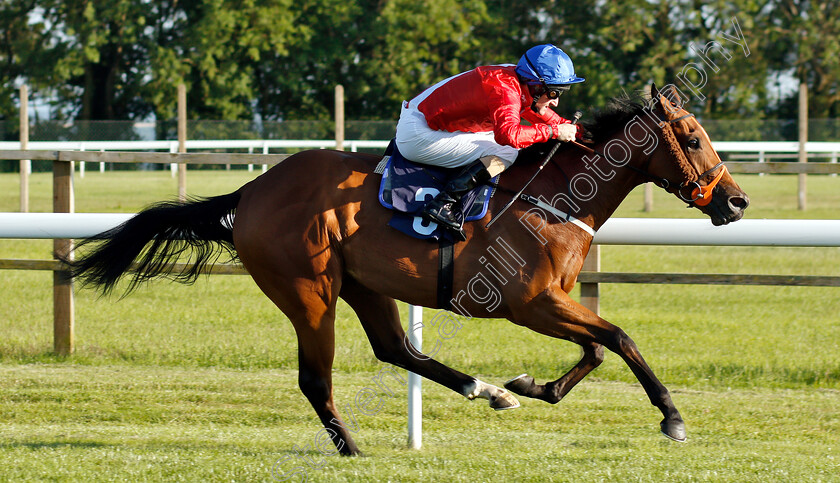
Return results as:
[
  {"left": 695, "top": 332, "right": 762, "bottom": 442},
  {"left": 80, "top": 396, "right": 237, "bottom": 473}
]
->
[{"left": 422, "top": 159, "right": 492, "bottom": 239}]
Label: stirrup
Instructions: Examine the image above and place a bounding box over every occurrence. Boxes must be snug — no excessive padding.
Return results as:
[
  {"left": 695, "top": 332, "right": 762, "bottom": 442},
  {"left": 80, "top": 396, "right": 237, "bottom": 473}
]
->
[
  {"left": 420, "top": 159, "right": 491, "bottom": 241},
  {"left": 422, "top": 206, "right": 466, "bottom": 241},
  {"left": 422, "top": 198, "right": 460, "bottom": 229}
]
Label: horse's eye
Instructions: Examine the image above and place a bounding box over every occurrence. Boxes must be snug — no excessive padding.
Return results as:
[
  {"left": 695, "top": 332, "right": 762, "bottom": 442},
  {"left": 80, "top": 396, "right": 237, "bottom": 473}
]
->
[{"left": 687, "top": 138, "right": 700, "bottom": 150}]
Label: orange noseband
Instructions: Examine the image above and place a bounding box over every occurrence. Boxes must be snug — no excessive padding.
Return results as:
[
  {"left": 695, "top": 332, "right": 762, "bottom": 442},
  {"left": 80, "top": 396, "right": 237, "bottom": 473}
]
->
[{"left": 691, "top": 164, "right": 727, "bottom": 207}]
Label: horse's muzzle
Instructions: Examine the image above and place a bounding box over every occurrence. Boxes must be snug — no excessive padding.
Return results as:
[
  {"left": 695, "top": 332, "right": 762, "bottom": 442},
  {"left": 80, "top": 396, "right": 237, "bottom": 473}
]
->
[{"left": 706, "top": 185, "right": 749, "bottom": 226}]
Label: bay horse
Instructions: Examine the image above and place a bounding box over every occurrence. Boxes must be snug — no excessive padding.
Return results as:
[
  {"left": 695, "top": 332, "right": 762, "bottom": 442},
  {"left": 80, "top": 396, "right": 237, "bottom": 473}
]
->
[{"left": 67, "top": 85, "right": 749, "bottom": 454}]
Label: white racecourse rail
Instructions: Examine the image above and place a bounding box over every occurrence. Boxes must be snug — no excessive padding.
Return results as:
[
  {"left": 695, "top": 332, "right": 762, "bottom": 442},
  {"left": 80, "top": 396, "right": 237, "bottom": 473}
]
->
[
  {"left": 3, "top": 213, "right": 840, "bottom": 449},
  {"left": 2, "top": 213, "right": 840, "bottom": 246}
]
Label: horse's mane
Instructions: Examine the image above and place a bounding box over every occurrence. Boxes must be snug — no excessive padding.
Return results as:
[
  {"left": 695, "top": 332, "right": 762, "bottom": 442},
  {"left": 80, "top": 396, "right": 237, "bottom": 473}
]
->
[
  {"left": 580, "top": 92, "right": 648, "bottom": 143},
  {"left": 518, "top": 92, "right": 649, "bottom": 163}
]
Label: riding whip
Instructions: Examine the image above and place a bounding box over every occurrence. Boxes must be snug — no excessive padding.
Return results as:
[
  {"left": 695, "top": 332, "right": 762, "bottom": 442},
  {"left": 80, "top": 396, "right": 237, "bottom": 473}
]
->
[{"left": 485, "top": 110, "right": 582, "bottom": 228}]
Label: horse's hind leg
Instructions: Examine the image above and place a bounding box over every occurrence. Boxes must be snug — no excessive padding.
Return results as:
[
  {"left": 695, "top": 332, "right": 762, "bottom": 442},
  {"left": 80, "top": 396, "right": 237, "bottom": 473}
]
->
[
  {"left": 506, "top": 341, "right": 604, "bottom": 403},
  {"left": 339, "top": 277, "right": 519, "bottom": 410},
  {"left": 506, "top": 289, "right": 686, "bottom": 442},
  {"left": 296, "top": 319, "right": 363, "bottom": 455},
  {"left": 244, "top": 260, "right": 362, "bottom": 455},
  {"left": 293, "top": 306, "right": 363, "bottom": 456}
]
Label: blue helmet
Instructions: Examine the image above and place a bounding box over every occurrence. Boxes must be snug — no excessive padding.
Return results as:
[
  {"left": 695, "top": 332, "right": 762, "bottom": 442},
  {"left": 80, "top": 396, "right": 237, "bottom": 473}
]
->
[{"left": 515, "top": 44, "right": 584, "bottom": 86}]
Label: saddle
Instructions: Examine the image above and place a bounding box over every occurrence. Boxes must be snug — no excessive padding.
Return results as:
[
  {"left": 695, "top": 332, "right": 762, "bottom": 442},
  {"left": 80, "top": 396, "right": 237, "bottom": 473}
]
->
[{"left": 376, "top": 140, "right": 498, "bottom": 241}]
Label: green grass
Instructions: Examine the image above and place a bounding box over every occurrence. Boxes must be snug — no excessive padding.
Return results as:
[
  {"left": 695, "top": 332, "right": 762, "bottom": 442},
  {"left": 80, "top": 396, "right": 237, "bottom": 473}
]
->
[
  {"left": 1, "top": 366, "right": 838, "bottom": 482},
  {"left": 1, "top": 170, "right": 839, "bottom": 481}
]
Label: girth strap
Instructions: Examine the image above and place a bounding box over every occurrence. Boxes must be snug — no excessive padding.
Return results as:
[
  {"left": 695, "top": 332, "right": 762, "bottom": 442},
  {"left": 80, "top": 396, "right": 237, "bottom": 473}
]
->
[{"left": 437, "top": 237, "right": 455, "bottom": 310}]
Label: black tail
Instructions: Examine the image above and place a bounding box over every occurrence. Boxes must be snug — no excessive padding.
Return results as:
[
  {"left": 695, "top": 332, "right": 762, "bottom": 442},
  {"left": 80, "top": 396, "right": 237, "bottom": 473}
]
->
[{"left": 65, "top": 191, "right": 242, "bottom": 295}]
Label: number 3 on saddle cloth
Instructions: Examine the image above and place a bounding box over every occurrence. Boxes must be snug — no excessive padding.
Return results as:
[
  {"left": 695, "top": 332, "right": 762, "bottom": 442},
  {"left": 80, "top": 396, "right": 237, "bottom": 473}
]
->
[{"left": 376, "top": 141, "right": 498, "bottom": 242}]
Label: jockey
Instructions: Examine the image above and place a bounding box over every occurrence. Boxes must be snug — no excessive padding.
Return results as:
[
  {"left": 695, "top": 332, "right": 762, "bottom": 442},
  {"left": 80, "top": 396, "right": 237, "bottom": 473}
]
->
[{"left": 395, "top": 44, "right": 585, "bottom": 235}]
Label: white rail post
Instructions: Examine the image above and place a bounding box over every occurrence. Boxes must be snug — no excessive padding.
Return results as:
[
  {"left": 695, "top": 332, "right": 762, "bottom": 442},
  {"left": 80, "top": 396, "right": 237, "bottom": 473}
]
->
[
  {"left": 262, "top": 144, "right": 269, "bottom": 173},
  {"left": 758, "top": 150, "right": 765, "bottom": 177},
  {"left": 407, "top": 304, "right": 423, "bottom": 449},
  {"left": 249, "top": 144, "right": 259, "bottom": 172},
  {"left": 79, "top": 144, "right": 85, "bottom": 178},
  {"left": 170, "top": 143, "right": 178, "bottom": 177}
]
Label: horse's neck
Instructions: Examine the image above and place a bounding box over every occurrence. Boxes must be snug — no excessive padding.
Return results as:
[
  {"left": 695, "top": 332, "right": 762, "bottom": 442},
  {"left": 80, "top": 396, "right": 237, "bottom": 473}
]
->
[{"left": 548, "top": 141, "right": 646, "bottom": 232}]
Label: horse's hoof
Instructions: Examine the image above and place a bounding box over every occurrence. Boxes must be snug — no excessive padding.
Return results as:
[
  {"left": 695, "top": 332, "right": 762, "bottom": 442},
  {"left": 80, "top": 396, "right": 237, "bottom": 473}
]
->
[
  {"left": 490, "top": 390, "right": 520, "bottom": 410},
  {"left": 504, "top": 373, "right": 536, "bottom": 396},
  {"left": 340, "top": 449, "right": 364, "bottom": 457},
  {"left": 660, "top": 418, "right": 687, "bottom": 442}
]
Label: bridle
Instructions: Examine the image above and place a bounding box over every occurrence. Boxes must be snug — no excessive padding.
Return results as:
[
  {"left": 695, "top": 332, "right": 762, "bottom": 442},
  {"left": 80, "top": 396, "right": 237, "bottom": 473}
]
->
[{"left": 585, "top": 110, "right": 728, "bottom": 207}]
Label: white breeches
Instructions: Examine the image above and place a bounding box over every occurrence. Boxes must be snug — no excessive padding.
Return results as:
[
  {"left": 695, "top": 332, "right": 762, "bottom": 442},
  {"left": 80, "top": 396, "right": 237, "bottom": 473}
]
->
[{"left": 395, "top": 103, "right": 519, "bottom": 169}]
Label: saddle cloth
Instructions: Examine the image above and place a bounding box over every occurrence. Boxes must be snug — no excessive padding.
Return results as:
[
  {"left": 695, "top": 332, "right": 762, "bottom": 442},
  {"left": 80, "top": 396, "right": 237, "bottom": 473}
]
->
[{"left": 377, "top": 143, "right": 497, "bottom": 241}]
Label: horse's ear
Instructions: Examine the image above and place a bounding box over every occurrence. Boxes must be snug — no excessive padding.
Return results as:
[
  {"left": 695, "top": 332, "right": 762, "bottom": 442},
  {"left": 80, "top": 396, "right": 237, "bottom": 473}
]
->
[{"left": 646, "top": 83, "right": 664, "bottom": 113}]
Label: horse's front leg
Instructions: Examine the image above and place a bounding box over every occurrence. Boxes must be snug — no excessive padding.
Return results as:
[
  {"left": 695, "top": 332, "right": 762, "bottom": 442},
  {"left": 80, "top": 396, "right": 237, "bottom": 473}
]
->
[
  {"left": 339, "top": 278, "right": 520, "bottom": 411},
  {"left": 507, "top": 289, "right": 686, "bottom": 442}
]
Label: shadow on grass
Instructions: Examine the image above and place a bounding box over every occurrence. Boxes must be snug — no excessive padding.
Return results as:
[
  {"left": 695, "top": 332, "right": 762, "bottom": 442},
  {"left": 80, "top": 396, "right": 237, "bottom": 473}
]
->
[
  {"left": 0, "top": 349, "right": 74, "bottom": 364},
  {"left": 698, "top": 362, "right": 840, "bottom": 387},
  {"left": 1, "top": 441, "right": 110, "bottom": 450}
]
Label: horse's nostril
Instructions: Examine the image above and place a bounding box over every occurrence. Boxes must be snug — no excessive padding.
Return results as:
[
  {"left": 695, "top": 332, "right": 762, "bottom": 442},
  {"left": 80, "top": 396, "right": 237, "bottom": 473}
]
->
[{"left": 729, "top": 196, "right": 749, "bottom": 210}]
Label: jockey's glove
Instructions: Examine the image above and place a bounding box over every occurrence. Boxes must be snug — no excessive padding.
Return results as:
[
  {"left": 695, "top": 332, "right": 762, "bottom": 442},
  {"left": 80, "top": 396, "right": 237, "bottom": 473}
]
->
[{"left": 553, "top": 123, "right": 578, "bottom": 142}]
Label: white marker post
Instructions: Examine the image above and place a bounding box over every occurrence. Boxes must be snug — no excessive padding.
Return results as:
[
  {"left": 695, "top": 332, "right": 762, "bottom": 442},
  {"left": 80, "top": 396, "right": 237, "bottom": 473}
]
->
[{"left": 407, "top": 304, "right": 423, "bottom": 449}]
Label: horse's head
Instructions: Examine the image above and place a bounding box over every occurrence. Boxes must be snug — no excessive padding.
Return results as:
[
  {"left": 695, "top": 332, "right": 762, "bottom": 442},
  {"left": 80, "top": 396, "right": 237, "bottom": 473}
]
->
[{"left": 643, "top": 84, "right": 749, "bottom": 226}]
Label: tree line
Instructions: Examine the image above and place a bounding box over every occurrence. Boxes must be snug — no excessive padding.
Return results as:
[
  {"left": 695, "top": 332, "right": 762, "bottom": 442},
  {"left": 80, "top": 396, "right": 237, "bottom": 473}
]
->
[{"left": 1, "top": 0, "right": 838, "bottom": 128}]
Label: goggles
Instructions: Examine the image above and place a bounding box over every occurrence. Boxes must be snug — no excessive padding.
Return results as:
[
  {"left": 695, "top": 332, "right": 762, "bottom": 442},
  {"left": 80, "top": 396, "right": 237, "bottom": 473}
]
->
[{"left": 545, "top": 85, "right": 570, "bottom": 100}]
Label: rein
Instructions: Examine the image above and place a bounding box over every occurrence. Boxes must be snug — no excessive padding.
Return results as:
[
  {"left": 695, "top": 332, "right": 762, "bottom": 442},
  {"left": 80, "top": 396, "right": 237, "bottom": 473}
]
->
[
  {"left": 485, "top": 111, "right": 582, "bottom": 229},
  {"left": 484, "top": 139, "right": 566, "bottom": 228}
]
